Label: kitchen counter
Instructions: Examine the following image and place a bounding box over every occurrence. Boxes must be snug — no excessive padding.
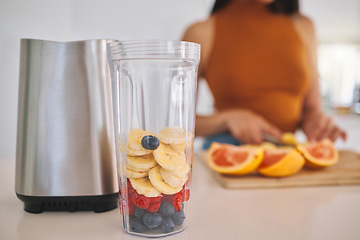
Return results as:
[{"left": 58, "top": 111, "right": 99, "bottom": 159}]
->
[{"left": 1, "top": 114, "right": 360, "bottom": 240}]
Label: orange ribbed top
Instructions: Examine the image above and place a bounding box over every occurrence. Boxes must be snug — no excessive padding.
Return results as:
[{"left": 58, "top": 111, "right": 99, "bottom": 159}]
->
[{"left": 206, "top": 1, "right": 311, "bottom": 132}]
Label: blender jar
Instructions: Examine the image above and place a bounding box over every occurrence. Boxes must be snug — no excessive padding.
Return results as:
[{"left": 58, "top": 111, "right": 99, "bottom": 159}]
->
[{"left": 107, "top": 41, "right": 200, "bottom": 237}]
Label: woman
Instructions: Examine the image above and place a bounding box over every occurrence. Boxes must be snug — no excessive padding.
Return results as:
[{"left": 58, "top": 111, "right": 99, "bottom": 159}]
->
[{"left": 182, "top": 0, "right": 346, "bottom": 147}]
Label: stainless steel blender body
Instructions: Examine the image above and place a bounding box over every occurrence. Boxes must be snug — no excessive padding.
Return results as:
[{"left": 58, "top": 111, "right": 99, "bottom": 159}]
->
[{"left": 15, "top": 39, "right": 118, "bottom": 213}]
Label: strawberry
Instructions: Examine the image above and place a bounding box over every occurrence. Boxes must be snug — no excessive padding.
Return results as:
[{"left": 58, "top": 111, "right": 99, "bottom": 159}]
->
[
  {"left": 164, "top": 192, "right": 182, "bottom": 212},
  {"left": 128, "top": 187, "right": 136, "bottom": 196},
  {"left": 174, "top": 188, "right": 190, "bottom": 203},
  {"left": 147, "top": 201, "right": 162, "bottom": 213},
  {"left": 181, "top": 189, "right": 190, "bottom": 202},
  {"left": 163, "top": 188, "right": 190, "bottom": 212},
  {"left": 131, "top": 192, "right": 151, "bottom": 209},
  {"left": 127, "top": 179, "right": 132, "bottom": 188},
  {"left": 162, "top": 194, "right": 172, "bottom": 201},
  {"left": 127, "top": 179, "right": 136, "bottom": 196},
  {"left": 122, "top": 193, "right": 135, "bottom": 215},
  {"left": 173, "top": 197, "right": 182, "bottom": 212},
  {"left": 150, "top": 194, "right": 163, "bottom": 203}
]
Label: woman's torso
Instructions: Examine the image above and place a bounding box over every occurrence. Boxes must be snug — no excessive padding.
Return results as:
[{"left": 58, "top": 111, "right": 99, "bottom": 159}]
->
[{"left": 205, "top": 1, "right": 311, "bottom": 132}]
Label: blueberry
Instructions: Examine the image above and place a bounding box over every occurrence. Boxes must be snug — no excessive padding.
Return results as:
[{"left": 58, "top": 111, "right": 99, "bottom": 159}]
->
[
  {"left": 141, "top": 135, "right": 160, "bottom": 150},
  {"left": 159, "top": 201, "right": 175, "bottom": 217},
  {"left": 172, "top": 207, "right": 185, "bottom": 226},
  {"left": 133, "top": 207, "right": 146, "bottom": 218},
  {"left": 129, "top": 216, "right": 147, "bottom": 233},
  {"left": 142, "top": 212, "right": 163, "bottom": 229},
  {"left": 161, "top": 217, "right": 175, "bottom": 233}
]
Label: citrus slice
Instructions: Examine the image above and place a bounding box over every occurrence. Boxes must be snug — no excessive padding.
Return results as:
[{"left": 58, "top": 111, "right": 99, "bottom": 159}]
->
[
  {"left": 207, "top": 142, "right": 264, "bottom": 175},
  {"left": 257, "top": 149, "right": 305, "bottom": 177},
  {"left": 281, "top": 132, "right": 298, "bottom": 145},
  {"left": 259, "top": 142, "right": 278, "bottom": 150},
  {"left": 296, "top": 138, "right": 339, "bottom": 168}
]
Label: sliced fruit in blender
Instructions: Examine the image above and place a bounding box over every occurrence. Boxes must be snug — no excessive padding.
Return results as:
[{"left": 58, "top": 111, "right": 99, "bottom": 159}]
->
[
  {"left": 128, "top": 128, "right": 155, "bottom": 150},
  {"left": 129, "top": 178, "right": 161, "bottom": 197},
  {"left": 149, "top": 166, "right": 183, "bottom": 195},
  {"left": 153, "top": 144, "right": 187, "bottom": 171},
  {"left": 157, "top": 126, "right": 186, "bottom": 145},
  {"left": 126, "top": 168, "right": 148, "bottom": 179},
  {"left": 126, "top": 154, "right": 158, "bottom": 171},
  {"left": 160, "top": 167, "right": 188, "bottom": 188}
]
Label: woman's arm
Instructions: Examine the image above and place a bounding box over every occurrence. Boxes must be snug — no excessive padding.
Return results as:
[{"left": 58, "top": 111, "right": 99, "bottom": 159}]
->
[
  {"left": 293, "top": 15, "right": 347, "bottom": 141},
  {"left": 197, "top": 109, "right": 282, "bottom": 144},
  {"left": 181, "top": 18, "right": 214, "bottom": 79},
  {"left": 182, "top": 19, "right": 225, "bottom": 137}
]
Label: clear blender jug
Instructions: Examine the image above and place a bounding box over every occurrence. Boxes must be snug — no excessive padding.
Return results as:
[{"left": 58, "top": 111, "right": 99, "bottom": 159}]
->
[{"left": 107, "top": 41, "right": 200, "bottom": 237}]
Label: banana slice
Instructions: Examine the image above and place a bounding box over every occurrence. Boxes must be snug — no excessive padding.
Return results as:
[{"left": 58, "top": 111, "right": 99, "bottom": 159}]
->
[
  {"left": 129, "top": 178, "right": 161, "bottom": 197},
  {"left": 127, "top": 147, "right": 152, "bottom": 156},
  {"left": 149, "top": 166, "right": 182, "bottom": 195},
  {"left": 170, "top": 143, "right": 186, "bottom": 152},
  {"left": 160, "top": 167, "right": 188, "bottom": 188},
  {"left": 153, "top": 143, "right": 186, "bottom": 171},
  {"left": 166, "top": 162, "right": 190, "bottom": 178},
  {"left": 170, "top": 132, "right": 194, "bottom": 152},
  {"left": 127, "top": 154, "right": 158, "bottom": 171},
  {"left": 126, "top": 168, "right": 148, "bottom": 178},
  {"left": 127, "top": 128, "right": 154, "bottom": 151},
  {"left": 158, "top": 126, "right": 186, "bottom": 145}
]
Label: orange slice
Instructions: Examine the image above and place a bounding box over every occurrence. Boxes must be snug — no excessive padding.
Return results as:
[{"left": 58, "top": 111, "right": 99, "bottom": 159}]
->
[
  {"left": 296, "top": 138, "right": 339, "bottom": 168},
  {"left": 257, "top": 148, "right": 305, "bottom": 177},
  {"left": 259, "top": 142, "right": 278, "bottom": 150},
  {"left": 281, "top": 132, "right": 298, "bottom": 145},
  {"left": 207, "top": 142, "right": 264, "bottom": 175}
]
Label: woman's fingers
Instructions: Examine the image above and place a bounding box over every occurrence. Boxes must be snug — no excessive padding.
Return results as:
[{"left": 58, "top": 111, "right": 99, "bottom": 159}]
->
[
  {"left": 249, "top": 126, "right": 264, "bottom": 144},
  {"left": 262, "top": 122, "right": 282, "bottom": 140},
  {"left": 304, "top": 114, "right": 347, "bottom": 142},
  {"left": 306, "top": 117, "right": 324, "bottom": 141},
  {"left": 314, "top": 117, "right": 332, "bottom": 140},
  {"left": 329, "top": 127, "right": 342, "bottom": 142},
  {"left": 329, "top": 127, "right": 347, "bottom": 142},
  {"left": 248, "top": 118, "right": 281, "bottom": 144}
]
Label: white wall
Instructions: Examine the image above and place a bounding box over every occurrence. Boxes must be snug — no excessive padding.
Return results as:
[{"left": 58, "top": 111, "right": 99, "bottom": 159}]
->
[
  {"left": 0, "top": 0, "right": 214, "bottom": 160},
  {"left": 302, "top": 0, "right": 360, "bottom": 43},
  {"left": 0, "top": 0, "right": 359, "bottom": 160}
]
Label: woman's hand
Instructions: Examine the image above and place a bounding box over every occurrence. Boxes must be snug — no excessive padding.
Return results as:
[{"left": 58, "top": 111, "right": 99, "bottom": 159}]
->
[
  {"left": 220, "top": 109, "right": 282, "bottom": 144},
  {"left": 301, "top": 111, "right": 347, "bottom": 142}
]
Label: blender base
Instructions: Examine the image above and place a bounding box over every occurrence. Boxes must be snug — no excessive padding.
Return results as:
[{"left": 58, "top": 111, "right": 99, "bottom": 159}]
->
[{"left": 16, "top": 193, "right": 118, "bottom": 213}]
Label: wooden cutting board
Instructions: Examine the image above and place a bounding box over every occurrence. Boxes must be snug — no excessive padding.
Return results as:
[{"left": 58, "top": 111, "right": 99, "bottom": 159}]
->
[{"left": 196, "top": 150, "right": 360, "bottom": 189}]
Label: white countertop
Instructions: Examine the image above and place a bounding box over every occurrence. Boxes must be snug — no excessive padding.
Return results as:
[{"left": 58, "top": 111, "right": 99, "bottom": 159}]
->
[{"left": 1, "top": 114, "right": 360, "bottom": 240}]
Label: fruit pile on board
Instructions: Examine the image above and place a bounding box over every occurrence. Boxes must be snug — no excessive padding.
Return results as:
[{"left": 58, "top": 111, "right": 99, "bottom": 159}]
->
[
  {"left": 207, "top": 133, "right": 339, "bottom": 177},
  {"left": 121, "top": 126, "right": 192, "bottom": 234}
]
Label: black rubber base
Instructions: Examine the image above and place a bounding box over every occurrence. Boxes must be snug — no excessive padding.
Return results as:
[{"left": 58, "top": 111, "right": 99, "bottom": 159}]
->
[{"left": 16, "top": 193, "right": 118, "bottom": 214}]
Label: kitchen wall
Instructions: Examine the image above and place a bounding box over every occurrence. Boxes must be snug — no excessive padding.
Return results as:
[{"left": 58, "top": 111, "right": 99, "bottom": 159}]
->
[{"left": 0, "top": 0, "right": 359, "bottom": 160}]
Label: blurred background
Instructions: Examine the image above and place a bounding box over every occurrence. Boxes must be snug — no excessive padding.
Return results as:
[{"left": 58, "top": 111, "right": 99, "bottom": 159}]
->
[{"left": 0, "top": 0, "right": 359, "bottom": 160}]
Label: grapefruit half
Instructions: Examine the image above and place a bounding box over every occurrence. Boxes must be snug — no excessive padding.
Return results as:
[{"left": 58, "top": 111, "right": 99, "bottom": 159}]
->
[
  {"left": 257, "top": 149, "right": 305, "bottom": 177},
  {"left": 207, "top": 142, "right": 264, "bottom": 175},
  {"left": 296, "top": 138, "right": 339, "bottom": 168}
]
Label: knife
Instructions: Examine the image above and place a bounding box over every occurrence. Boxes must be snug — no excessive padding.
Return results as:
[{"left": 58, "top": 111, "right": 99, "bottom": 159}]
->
[{"left": 262, "top": 133, "right": 296, "bottom": 147}]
